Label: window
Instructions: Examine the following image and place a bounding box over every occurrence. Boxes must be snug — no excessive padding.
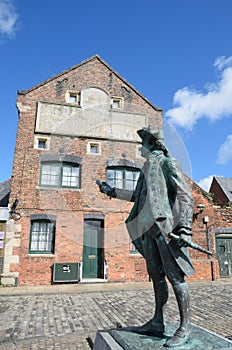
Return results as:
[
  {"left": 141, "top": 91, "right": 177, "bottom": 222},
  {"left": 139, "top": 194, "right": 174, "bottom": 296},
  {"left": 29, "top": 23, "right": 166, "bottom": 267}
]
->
[
  {"left": 130, "top": 239, "right": 140, "bottom": 254},
  {"left": 111, "top": 97, "right": 123, "bottom": 109},
  {"left": 66, "top": 90, "right": 80, "bottom": 105},
  {"left": 107, "top": 167, "right": 140, "bottom": 191},
  {"left": 29, "top": 220, "right": 55, "bottom": 254},
  {"left": 69, "top": 94, "right": 78, "bottom": 103},
  {"left": 38, "top": 139, "right": 47, "bottom": 149},
  {"left": 34, "top": 135, "right": 50, "bottom": 150},
  {"left": 87, "top": 142, "right": 101, "bottom": 155},
  {"left": 40, "top": 162, "right": 80, "bottom": 188},
  {"left": 136, "top": 145, "right": 143, "bottom": 158}
]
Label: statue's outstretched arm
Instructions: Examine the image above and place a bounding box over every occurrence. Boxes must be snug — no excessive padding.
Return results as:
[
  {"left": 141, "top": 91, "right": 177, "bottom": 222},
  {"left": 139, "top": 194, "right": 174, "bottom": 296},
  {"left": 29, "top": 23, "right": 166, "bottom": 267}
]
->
[{"left": 96, "top": 179, "right": 135, "bottom": 202}]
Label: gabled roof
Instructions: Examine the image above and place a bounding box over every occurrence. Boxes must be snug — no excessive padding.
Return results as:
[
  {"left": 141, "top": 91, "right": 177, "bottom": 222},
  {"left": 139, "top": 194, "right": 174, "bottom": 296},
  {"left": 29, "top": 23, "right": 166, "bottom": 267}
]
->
[
  {"left": 211, "top": 176, "right": 232, "bottom": 202},
  {"left": 0, "top": 178, "right": 10, "bottom": 207},
  {"left": 18, "top": 54, "right": 162, "bottom": 112}
]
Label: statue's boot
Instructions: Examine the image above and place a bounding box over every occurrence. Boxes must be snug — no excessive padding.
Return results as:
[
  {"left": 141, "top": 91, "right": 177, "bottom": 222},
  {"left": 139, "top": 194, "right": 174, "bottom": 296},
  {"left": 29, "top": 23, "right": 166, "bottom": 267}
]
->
[
  {"left": 165, "top": 326, "right": 190, "bottom": 347},
  {"left": 165, "top": 282, "right": 191, "bottom": 347},
  {"left": 127, "top": 319, "right": 165, "bottom": 337}
]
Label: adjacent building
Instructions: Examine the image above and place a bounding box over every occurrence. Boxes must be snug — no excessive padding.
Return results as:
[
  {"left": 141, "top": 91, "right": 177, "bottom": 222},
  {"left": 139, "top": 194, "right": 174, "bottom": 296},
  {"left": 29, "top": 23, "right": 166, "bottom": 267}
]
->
[{"left": 209, "top": 176, "right": 232, "bottom": 206}]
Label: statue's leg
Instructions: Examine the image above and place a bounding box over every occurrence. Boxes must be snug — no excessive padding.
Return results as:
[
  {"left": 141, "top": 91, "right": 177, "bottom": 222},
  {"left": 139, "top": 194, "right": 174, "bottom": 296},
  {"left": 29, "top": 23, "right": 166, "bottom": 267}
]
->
[
  {"left": 128, "top": 233, "right": 167, "bottom": 336},
  {"left": 165, "top": 281, "right": 191, "bottom": 347},
  {"left": 155, "top": 235, "right": 191, "bottom": 347}
]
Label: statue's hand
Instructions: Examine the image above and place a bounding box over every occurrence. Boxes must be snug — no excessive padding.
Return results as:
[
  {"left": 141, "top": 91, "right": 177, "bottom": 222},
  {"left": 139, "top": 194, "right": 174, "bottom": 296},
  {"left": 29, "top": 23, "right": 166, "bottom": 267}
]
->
[
  {"left": 173, "top": 227, "right": 192, "bottom": 247},
  {"left": 96, "top": 180, "right": 117, "bottom": 199},
  {"left": 106, "top": 187, "right": 117, "bottom": 198}
]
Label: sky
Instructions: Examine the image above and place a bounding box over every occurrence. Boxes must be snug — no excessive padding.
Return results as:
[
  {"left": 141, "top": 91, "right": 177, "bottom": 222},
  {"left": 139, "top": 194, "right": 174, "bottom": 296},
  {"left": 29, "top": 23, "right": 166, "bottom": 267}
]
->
[{"left": 0, "top": 0, "right": 232, "bottom": 191}]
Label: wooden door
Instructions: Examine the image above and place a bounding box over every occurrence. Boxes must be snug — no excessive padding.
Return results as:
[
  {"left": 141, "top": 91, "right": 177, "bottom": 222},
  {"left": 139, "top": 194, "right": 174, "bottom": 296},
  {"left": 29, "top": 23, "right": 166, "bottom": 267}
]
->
[
  {"left": 216, "top": 236, "right": 232, "bottom": 277},
  {"left": 82, "top": 220, "right": 104, "bottom": 279}
]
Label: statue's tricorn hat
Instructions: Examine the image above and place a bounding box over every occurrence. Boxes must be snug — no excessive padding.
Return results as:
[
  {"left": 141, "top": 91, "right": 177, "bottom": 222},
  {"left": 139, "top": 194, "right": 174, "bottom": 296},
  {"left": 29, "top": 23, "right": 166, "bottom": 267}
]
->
[{"left": 137, "top": 126, "right": 164, "bottom": 142}]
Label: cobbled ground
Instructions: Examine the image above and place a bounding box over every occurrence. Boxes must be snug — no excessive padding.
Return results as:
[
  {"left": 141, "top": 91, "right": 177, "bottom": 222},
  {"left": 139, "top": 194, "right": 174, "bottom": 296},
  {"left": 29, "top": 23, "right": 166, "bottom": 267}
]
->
[{"left": 0, "top": 280, "right": 231, "bottom": 349}]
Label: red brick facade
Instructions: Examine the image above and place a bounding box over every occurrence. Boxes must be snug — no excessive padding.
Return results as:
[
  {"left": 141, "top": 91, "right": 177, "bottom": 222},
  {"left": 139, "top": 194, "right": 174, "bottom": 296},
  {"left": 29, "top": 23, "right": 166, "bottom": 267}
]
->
[{"left": 4, "top": 56, "right": 231, "bottom": 286}]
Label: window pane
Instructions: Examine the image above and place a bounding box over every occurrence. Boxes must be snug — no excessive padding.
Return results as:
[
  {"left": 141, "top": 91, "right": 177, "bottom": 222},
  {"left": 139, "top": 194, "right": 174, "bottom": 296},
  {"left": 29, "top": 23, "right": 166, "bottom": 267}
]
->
[
  {"left": 125, "top": 170, "right": 133, "bottom": 190},
  {"left": 134, "top": 172, "right": 140, "bottom": 181},
  {"left": 113, "top": 100, "right": 120, "bottom": 108},
  {"left": 115, "top": 170, "right": 123, "bottom": 188},
  {"left": 69, "top": 94, "right": 77, "bottom": 103},
  {"left": 41, "top": 164, "right": 60, "bottom": 186},
  {"left": 38, "top": 140, "right": 46, "bottom": 149},
  {"left": 62, "top": 165, "right": 79, "bottom": 188},
  {"left": 90, "top": 145, "right": 98, "bottom": 153}
]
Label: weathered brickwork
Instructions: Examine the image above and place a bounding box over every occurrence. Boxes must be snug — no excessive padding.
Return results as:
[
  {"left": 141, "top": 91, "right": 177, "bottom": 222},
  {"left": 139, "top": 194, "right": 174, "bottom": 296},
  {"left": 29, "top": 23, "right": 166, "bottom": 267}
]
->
[{"left": 4, "top": 55, "right": 232, "bottom": 286}]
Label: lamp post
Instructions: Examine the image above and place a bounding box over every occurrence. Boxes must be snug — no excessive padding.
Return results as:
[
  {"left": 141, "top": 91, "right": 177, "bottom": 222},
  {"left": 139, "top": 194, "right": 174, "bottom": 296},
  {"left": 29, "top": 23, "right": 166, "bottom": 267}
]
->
[{"left": 203, "top": 216, "right": 215, "bottom": 281}]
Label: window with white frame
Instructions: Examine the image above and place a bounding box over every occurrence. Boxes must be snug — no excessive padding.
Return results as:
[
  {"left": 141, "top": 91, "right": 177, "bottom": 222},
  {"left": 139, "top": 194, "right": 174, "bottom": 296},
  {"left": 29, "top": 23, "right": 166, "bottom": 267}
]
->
[
  {"left": 65, "top": 90, "right": 80, "bottom": 105},
  {"left": 29, "top": 220, "right": 55, "bottom": 254},
  {"left": 87, "top": 142, "right": 101, "bottom": 155},
  {"left": 111, "top": 97, "right": 123, "bottom": 109},
  {"left": 40, "top": 162, "right": 80, "bottom": 188},
  {"left": 34, "top": 135, "right": 50, "bottom": 150},
  {"left": 107, "top": 166, "right": 140, "bottom": 191}
]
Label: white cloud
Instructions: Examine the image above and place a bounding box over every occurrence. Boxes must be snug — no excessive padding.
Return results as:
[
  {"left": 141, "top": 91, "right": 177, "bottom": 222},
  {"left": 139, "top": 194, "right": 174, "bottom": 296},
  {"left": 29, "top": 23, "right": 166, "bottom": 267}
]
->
[
  {"left": 197, "top": 175, "right": 214, "bottom": 192},
  {"left": 166, "top": 56, "right": 232, "bottom": 130},
  {"left": 0, "top": 0, "right": 19, "bottom": 38},
  {"left": 217, "top": 134, "right": 232, "bottom": 164}
]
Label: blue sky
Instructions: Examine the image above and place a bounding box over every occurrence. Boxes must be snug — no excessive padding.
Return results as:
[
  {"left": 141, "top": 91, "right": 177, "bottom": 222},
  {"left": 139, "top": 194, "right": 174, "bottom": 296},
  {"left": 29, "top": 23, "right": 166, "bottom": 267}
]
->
[{"left": 0, "top": 0, "right": 232, "bottom": 191}]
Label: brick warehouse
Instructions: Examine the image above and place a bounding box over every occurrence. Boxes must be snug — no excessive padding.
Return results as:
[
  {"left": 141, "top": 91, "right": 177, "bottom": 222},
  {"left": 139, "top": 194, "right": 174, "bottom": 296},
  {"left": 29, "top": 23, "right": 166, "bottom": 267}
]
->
[{"left": 2, "top": 55, "right": 231, "bottom": 286}]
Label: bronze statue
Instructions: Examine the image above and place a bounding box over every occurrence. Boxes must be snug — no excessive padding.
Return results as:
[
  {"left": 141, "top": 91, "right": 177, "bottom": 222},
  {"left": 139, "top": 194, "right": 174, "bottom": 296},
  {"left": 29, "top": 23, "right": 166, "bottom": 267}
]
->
[{"left": 97, "top": 126, "right": 195, "bottom": 347}]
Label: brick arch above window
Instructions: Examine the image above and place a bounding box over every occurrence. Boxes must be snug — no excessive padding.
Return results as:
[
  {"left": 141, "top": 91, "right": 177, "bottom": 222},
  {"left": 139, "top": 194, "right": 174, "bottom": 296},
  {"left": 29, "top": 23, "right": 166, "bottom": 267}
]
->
[
  {"left": 106, "top": 158, "right": 143, "bottom": 169},
  {"left": 39, "top": 154, "right": 81, "bottom": 189},
  {"left": 40, "top": 153, "right": 82, "bottom": 165},
  {"left": 30, "top": 214, "right": 56, "bottom": 222}
]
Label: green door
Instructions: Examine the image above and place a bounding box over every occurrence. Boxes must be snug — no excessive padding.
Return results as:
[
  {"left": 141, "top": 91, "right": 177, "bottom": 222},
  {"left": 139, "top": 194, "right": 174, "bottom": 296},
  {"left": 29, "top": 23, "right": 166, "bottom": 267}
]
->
[
  {"left": 82, "top": 220, "right": 104, "bottom": 279},
  {"left": 216, "top": 236, "right": 232, "bottom": 277}
]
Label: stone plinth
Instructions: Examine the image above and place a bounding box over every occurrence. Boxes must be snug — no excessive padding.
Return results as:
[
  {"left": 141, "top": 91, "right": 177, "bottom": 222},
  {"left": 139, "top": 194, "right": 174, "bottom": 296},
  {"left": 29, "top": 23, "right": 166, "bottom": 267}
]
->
[{"left": 94, "top": 323, "right": 232, "bottom": 350}]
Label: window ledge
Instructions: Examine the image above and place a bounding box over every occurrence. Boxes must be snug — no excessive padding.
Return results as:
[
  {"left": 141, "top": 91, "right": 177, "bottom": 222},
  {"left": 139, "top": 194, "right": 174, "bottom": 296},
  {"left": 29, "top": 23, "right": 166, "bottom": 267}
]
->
[
  {"left": 28, "top": 254, "right": 56, "bottom": 258},
  {"left": 38, "top": 187, "right": 82, "bottom": 192}
]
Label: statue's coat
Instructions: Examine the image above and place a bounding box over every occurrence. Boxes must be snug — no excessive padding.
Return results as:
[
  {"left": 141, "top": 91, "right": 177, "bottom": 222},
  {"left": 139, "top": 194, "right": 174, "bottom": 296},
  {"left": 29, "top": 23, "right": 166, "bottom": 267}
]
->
[{"left": 126, "top": 151, "right": 194, "bottom": 277}]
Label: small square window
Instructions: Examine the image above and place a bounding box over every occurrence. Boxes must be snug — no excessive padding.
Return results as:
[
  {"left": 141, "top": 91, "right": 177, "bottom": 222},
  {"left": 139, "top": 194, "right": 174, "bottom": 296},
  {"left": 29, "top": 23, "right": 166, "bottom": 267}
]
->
[
  {"left": 87, "top": 142, "right": 101, "bottom": 155},
  {"left": 66, "top": 90, "right": 80, "bottom": 105},
  {"left": 111, "top": 97, "right": 123, "bottom": 109},
  {"left": 35, "top": 136, "right": 49, "bottom": 150}
]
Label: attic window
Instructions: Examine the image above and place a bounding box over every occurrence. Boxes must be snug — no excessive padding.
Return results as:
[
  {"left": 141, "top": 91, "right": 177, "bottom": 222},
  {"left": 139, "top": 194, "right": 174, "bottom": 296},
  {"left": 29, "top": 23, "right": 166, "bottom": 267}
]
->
[
  {"left": 34, "top": 135, "right": 50, "bottom": 150},
  {"left": 66, "top": 90, "right": 80, "bottom": 105},
  {"left": 38, "top": 139, "right": 47, "bottom": 149},
  {"left": 111, "top": 97, "right": 123, "bottom": 109},
  {"left": 136, "top": 145, "right": 143, "bottom": 158},
  {"left": 87, "top": 142, "right": 101, "bottom": 155}
]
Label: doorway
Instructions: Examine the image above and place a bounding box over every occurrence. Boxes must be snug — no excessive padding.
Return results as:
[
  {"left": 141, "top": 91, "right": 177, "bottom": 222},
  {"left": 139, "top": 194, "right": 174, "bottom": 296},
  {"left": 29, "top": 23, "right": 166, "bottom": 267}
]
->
[
  {"left": 216, "top": 234, "right": 232, "bottom": 278},
  {"left": 82, "top": 219, "right": 104, "bottom": 279}
]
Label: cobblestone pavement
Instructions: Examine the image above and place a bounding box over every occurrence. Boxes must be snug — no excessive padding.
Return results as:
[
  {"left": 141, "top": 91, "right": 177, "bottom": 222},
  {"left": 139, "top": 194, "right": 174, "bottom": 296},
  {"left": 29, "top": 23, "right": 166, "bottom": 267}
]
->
[{"left": 0, "top": 279, "right": 231, "bottom": 349}]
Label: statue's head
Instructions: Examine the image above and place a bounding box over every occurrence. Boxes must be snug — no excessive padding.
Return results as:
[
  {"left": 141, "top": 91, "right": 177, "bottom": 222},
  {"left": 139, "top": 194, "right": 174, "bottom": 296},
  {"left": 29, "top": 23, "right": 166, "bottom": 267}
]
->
[{"left": 137, "top": 126, "right": 169, "bottom": 157}]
